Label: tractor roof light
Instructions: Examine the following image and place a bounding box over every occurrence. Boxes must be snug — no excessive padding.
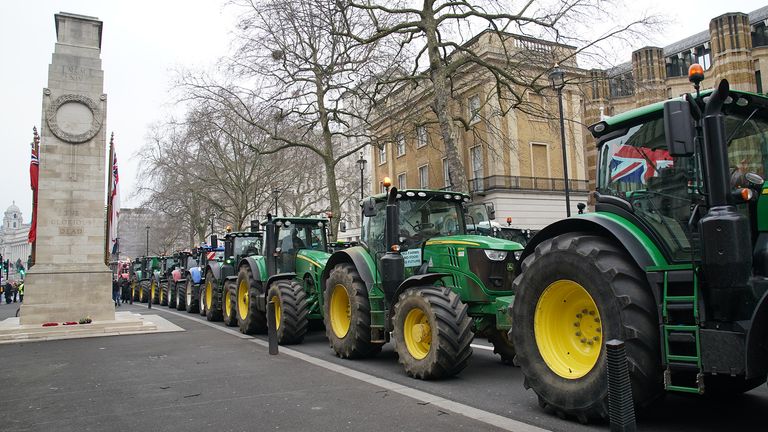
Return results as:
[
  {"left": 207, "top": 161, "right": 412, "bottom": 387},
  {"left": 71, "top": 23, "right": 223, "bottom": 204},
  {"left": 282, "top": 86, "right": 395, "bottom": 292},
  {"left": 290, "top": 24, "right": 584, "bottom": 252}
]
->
[
  {"left": 383, "top": 177, "right": 392, "bottom": 187},
  {"left": 688, "top": 63, "right": 704, "bottom": 85},
  {"left": 741, "top": 188, "right": 754, "bottom": 201},
  {"left": 391, "top": 244, "right": 401, "bottom": 252}
]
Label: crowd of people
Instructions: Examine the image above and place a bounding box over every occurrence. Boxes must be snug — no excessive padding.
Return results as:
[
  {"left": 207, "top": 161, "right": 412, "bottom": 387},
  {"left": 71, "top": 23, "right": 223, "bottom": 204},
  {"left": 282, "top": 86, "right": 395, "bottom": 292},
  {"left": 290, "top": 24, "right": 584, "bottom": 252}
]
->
[{"left": 1, "top": 280, "right": 23, "bottom": 304}]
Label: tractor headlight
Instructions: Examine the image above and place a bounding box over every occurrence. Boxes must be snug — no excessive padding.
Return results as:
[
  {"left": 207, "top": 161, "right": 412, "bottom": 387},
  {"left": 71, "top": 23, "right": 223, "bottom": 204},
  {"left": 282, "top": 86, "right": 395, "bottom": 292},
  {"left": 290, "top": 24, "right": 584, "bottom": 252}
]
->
[
  {"left": 484, "top": 250, "right": 508, "bottom": 261},
  {"left": 513, "top": 250, "right": 522, "bottom": 260}
]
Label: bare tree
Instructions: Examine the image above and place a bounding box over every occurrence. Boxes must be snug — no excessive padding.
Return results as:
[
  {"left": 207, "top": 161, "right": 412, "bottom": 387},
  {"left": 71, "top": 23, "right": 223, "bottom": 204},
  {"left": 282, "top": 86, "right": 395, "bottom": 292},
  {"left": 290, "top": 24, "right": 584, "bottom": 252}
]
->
[
  {"left": 340, "top": 0, "right": 657, "bottom": 192},
  {"left": 179, "top": 0, "right": 402, "bottom": 237}
]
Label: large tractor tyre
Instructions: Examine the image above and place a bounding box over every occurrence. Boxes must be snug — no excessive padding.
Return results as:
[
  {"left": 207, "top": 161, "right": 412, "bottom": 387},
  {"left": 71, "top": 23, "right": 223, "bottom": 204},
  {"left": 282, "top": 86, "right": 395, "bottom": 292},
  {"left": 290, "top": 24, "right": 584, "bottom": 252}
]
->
[
  {"left": 131, "top": 278, "right": 139, "bottom": 302},
  {"left": 235, "top": 267, "right": 267, "bottom": 335},
  {"left": 222, "top": 281, "right": 239, "bottom": 327},
  {"left": 487, "top": 329, "right": 517, "bottom": 366},
  {"left": 139, "top": 281, "right": 149, "bottom": 303},
  {"left": 199, "top": 283, "right": 207, "bottom": 316},
  {"left": 163, "top": 281, "right": 172, "bottom": 307},
  {"left": 204, "top": 273, "right": 223, "bottom": 322},
  {"left": 185, "top": 280, "right": 199, "bottom": 314},
  {"left": 392, "top": 286, "right": 474, "bottom": 380},
  {"left": 323, "top": 263, "right": 383, "bottom": 358},
  {"left": 151, "top": 280, "right": 161, "bottom": 304},
  {"left": 510, "top": 233, "right": 661, "bottom": 422},
  {"left": 175, "top": 281, "right": 186, "bottom": 311},
  {"left": 267, "top": 279, "right": 309, "bottom": 345}
]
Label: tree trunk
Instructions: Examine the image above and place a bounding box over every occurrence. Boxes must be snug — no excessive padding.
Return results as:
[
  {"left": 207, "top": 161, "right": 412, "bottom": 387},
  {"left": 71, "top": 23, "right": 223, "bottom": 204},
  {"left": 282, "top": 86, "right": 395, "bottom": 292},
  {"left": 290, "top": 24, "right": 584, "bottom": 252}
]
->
[
  {"left": 316, "top": 69, "right": 341, "bottom": 240},
  {"left": 424, "top": 3, "right": 468, "bottom": 193}
]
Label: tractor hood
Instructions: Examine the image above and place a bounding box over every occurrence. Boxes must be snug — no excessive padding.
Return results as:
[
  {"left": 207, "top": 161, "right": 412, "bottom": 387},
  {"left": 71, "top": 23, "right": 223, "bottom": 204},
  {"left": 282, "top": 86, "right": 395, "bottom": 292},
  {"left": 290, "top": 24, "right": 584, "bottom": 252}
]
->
[
  {"left": 297, "top": 249, "right": 330, "bottom": 268},
  {"left": 424, "top": 234, "right": 523, "bottom": 251}
]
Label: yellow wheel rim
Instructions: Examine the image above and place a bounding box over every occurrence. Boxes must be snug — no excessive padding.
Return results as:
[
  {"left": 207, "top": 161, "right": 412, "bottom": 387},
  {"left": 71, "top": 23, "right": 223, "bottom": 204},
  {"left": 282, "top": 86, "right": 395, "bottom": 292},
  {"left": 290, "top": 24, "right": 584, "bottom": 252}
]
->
[
  {"left": 150, "top": 281, "right": 156, "bottom": 300},
  {"left": 403, "top": 307, "right": 431, "bottom": 360},
  {"left": 271, "top": 295, "right": 281, "bottom": 330},
  {"left": 205, "top": 281, "right": 213, "bottom": 309},
  {"left": 224, "top": 288, "right": 232, "bottom": 317},
  {"left": 139, "top": 286, "right": 144, "bottom": 301},
  {"left": 534, "top": 280, "right": 602, "bottom": 379},
  {"left": 238, "top": 280, "right": 249, "bottom": 321},
  {"left": 329, "top": 284, "right": 351, "bottom": 338}
]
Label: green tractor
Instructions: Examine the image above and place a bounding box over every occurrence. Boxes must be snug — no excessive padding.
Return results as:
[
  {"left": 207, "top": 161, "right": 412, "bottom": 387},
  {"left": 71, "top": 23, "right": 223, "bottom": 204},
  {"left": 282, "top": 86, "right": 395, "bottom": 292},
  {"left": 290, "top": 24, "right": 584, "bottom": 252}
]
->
[
  {"left": 150, "top": 256, "right": 177, "bottom": 306},
  {"left": 202, "top": 225, "right": 264, "bottom": 326},
  {"left": 233, "top": 216, "right": 331, "bottom": 344},
  {"left": 138, "top": 256, "right": 160, "bottom": 303},
  {"left": 510, "top": 74, "right": 768, "bottom": 421},
  {"left": 321, "top": 188, "right": 523, "bottom": 379},
  {"left": 129, "top": 257, "right": 144, "bottom": 302}
]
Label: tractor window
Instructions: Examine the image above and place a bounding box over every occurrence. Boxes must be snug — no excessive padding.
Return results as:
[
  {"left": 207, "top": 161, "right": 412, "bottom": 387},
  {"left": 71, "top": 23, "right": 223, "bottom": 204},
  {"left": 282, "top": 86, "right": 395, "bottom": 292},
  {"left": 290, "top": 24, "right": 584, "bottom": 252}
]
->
[
  {"left": 726, "top": 115, "right": 768, "bottom": 186},
  {"left": 598, "top": 117, "right": 696, "bottom": 262},
  {"left": 362, "top": 201, "right": 386, "bottom": 254},
  {"left": 234, "top": 237, "right": 261, "bottom": 257},
  {"left": 308, "top": 226, "right": 327, "bottom": 251},
  {"left": 398, "top": 199, "right": 464, "bottom": 250}
]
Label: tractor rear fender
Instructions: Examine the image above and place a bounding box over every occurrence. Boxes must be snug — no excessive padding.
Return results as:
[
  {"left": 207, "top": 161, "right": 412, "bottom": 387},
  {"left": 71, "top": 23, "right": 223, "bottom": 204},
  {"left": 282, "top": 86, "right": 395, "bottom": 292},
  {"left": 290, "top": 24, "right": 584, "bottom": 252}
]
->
[
  {"left": 392, "top": 273, "right": 450, "bottom": 303},
  {"left": 521, "top": 215, "right": 664, "bottom": 306},
  {"left": 239, "top": 257, "right": 266, "bottom": 291},
  {"left": 746, "top": 289, "right": 768, "bottom": 379},
  {"left": 205, "top": 263, "right": 222, "bottom": 282},
  {"left": 321, "top": 247, "right": 377, "bottom": 293}
]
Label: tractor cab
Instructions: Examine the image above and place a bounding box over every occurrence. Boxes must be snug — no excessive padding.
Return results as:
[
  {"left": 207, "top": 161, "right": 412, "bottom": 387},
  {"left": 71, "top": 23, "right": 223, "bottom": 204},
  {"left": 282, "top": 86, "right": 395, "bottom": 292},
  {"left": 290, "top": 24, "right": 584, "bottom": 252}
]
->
[
  {"left": 262, "top": 217, "right": 328, "bottom": 274},
  {"left": 223, "top": 231, "right": 263, "bottom": 264}
]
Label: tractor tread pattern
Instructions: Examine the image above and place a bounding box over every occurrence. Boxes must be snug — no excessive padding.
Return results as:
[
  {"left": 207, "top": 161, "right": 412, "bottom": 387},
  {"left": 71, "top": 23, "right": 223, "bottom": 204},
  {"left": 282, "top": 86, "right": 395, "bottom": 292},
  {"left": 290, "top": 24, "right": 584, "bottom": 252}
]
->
[
  {"left": 324, "top": 263, "right": 383, "bottom": 359},
  {"left": 269, "top": 279, "right": 309, "bottom": 345},
  {"left": 236, "top": 266, "right": 267, "bottom": 335}
]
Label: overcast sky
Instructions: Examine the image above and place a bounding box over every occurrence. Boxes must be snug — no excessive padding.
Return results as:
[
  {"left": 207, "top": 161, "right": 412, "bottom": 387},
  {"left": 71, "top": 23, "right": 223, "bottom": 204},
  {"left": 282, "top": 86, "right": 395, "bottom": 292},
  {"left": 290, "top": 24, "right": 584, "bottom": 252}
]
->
[{"left": 1, "top": 0, "right": 766, "bottom": 220}]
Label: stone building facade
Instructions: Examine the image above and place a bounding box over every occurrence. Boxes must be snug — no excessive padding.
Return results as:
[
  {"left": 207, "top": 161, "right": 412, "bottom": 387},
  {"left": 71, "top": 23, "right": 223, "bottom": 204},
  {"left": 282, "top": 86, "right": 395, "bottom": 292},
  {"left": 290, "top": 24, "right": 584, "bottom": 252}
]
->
[
  {"left": 0, "top": 203, "right": 31, "bottom": 281},
  {"left": 118, "top": 208, "right": 188, "bottom": 259},
  {"left": 582, "top": 6, "right": 768, "bottom": 195},
  {"left": 369, "top": 30, "right": 590, "bottom": 229}
]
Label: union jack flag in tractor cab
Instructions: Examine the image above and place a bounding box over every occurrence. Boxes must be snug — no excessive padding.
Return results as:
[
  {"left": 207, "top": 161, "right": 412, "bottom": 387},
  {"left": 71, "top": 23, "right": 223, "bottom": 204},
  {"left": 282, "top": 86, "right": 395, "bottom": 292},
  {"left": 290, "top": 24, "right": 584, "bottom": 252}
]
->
[{"left": 609, "top": 145, "right": 674, "bottom": 185}]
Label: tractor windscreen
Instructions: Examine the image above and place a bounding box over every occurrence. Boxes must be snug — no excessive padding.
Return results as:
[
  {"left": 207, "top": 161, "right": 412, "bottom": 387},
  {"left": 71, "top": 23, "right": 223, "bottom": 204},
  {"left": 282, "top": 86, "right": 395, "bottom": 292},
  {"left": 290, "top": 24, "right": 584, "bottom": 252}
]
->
[
  {"left": 399, "top": 198, "right": 464, "bottom": 250},
  {"left": 597, "top": 110, "right": 768, "bottom": 262},
  {"left": 233, "top": 237, "right": 262, "bottom": 257}
]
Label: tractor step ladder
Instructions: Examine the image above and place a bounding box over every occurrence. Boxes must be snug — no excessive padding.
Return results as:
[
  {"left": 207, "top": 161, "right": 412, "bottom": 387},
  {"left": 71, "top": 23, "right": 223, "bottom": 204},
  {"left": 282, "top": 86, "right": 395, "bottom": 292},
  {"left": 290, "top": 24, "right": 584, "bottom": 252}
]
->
[{"left": 661, "top": 269, "right": 704, "bottom": 394}]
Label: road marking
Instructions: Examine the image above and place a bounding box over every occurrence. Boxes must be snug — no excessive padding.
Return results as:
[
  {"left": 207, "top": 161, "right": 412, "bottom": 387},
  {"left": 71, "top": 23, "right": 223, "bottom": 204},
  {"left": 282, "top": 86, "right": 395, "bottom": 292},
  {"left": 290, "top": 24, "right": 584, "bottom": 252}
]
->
[{"left": 149, "top": 306, "right": 550, "bottom": 432}]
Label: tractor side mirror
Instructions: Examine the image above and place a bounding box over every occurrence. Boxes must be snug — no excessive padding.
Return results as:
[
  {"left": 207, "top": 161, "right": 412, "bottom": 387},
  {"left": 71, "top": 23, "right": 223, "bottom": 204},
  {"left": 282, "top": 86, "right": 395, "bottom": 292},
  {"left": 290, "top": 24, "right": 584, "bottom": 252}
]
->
[
  {"left": 363, "top": 197, "right": 376, "bottom": 217},
  {"left": 663, "top": 99, "right": 695, "bottom": 157}
]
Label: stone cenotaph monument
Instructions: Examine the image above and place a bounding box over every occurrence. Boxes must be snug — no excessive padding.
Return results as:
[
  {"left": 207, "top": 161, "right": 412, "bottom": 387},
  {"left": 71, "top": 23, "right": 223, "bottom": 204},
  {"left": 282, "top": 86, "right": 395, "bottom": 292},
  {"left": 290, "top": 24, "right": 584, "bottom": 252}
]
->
[{"left": 21, "top": 13, "right": 114, "bottom": 324}]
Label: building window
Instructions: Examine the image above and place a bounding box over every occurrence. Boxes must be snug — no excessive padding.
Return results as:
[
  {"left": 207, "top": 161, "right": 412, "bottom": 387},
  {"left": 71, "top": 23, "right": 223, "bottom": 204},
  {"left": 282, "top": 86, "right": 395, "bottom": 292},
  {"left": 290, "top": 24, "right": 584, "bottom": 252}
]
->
[
  {"left": 13, "top": 214, "right": 17, "bottom": 219},
  {"left": 530, "top": 143, "right": 550, "bottom": 178},
  {"left": 695, "top": 44, "right": 711, "bottom": 70},
  {"left": 380, "top": 181, "right": 385, "bottom": 193},
  {"left": 418, "top": 165, "right": 429, "bottom": 189},
  {"left": 470, "top": 146, "right": 483, "bottom": 191},
  {"left": 468, "top": 95, "right": 481, "bottom": 124},
  {"left": 416, "top": 126, "right": 428, "bottom": 148},
  {"left": 398, "top": 173, "right": 407, "bottom": 189},
  {"left": 753, "top": 22, "right": 768, "bottom": 48},
  {"left": 609, "top": 72, "right": 634, "bottom": 97},
  {"left": 396, "top": 134, "right": 406, "bottom": 157},
  {"left": 378, "top": 143, "right": 387, "bottom": 165},
  {"left": 442, "top": 158, "right": 451, "bottom": 189},
  {"left": 13, "top": 222, "right": 17, "bottom": 228},
  {"left": 757, "top": 70, "right": 763, "bottom": 94}
]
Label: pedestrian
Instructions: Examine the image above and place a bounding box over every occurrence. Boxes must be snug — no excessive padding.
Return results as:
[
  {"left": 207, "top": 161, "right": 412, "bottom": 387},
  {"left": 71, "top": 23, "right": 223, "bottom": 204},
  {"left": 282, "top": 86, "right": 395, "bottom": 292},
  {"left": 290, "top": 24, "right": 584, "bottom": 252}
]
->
[
  {"left": 11, "top": 282, "right": 18, "bottom": 303},
  {"left": 18, "top": 281, "right": 24, "bottom": 303},
  {"left": 121, "top": 277, "right": 130, "bottom": 303},
  {"left": 112, "top": 278, "right": 120, "bottom": 307},
  {"left": 3, "top": 281, "right": 10, "bottom": 304}
]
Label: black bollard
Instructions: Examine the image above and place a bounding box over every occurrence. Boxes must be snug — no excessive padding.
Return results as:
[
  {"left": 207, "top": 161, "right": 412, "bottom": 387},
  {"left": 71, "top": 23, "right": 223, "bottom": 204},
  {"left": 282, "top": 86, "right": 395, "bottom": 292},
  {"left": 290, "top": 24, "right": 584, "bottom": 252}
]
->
[
  {"left": 147, "top": 287, "right": 152, "bottom": 310},
  {"left": 267, "top": 298, "right": 278, "bottom": 355},
  {"left": 606, "top": 339, "right": 636, "bottom": 432}
]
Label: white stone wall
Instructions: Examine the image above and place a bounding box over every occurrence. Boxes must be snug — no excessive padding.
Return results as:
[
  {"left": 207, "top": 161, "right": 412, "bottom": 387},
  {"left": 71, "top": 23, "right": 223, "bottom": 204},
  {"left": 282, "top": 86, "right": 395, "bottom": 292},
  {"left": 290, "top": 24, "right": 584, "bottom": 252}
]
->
[{"left": 476, "top": 190, "right": 590, "bottom": 230}]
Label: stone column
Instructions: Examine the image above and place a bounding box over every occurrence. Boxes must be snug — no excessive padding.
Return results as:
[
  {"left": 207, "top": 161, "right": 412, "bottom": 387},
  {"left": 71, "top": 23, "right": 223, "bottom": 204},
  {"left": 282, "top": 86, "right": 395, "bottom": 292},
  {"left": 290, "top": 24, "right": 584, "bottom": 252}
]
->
[
  {"left": 21, "top": 13, "right": 114, "bottom": 324},
  {"left": 710, "top": 12, "right": 755, "bottom": 92},
  {"left": 631, "top": 47, "right": 667, "bottom": 107}
]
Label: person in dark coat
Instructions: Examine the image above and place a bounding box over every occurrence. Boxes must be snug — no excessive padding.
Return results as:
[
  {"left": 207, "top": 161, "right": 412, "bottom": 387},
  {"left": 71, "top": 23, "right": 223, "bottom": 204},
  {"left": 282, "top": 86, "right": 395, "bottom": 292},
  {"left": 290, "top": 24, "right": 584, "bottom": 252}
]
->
[{"left": 112, "top": 279, "right": 121, "bottom": 307}]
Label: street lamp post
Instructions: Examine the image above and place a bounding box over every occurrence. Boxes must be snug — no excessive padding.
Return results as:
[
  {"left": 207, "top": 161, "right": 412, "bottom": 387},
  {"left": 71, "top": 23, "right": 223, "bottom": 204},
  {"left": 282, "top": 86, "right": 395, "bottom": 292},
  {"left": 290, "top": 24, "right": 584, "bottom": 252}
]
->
[
  {"left": 549, "top": 64, "right": 571, "bottom": 217},
  {"left": 272, "top": 189, "right": 280, "bottom": 217},
  {"left": 357, "top": 151, "right": 367, "bottom": 200},
  {"left": 145, "top": 226, "right": 150, "bottom": 256}
]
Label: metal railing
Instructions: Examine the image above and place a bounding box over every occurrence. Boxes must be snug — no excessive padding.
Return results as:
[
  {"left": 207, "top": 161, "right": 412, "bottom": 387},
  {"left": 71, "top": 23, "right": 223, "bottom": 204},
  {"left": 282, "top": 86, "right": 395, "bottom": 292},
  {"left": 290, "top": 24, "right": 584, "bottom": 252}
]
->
[{"left": 469, "top": 175, "right": 590, "bottom": 194}]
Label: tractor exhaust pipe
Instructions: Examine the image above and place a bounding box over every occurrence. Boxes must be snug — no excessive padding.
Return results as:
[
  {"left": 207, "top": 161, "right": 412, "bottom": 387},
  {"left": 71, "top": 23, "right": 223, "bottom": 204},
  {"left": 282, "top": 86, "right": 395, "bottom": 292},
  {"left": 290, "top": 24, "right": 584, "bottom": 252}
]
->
[
  {"left": 699, "top": 79, "right": 752, "bottom": 321},
  {"left": 380, "top": 187, "right": 404, "bottom": 304}
]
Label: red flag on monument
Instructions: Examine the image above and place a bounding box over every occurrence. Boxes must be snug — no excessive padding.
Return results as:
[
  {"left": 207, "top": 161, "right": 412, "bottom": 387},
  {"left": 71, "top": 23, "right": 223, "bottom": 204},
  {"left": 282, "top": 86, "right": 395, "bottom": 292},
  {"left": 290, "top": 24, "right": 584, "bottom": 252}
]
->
[
  {"left": 28, "top": 127, "right": 40, "bottom": 244},
  {"left": 109, "top": 133, "right": 121, "bottom": 255}
]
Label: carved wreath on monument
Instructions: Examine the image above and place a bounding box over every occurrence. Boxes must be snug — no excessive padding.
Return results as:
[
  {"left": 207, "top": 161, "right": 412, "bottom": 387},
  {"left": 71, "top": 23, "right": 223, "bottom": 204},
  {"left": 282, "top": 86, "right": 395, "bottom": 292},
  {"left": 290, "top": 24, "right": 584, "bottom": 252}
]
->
[{"left": 46, "top": 94, "right": 103, "bottom": 144}]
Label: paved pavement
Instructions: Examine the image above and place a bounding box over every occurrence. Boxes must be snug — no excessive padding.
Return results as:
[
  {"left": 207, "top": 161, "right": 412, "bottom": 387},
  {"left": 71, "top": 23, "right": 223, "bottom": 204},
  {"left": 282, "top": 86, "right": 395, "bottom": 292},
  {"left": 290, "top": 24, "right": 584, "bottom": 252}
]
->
[{"left": 1, "top": 300, "right": 767, "bottom": 431}]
